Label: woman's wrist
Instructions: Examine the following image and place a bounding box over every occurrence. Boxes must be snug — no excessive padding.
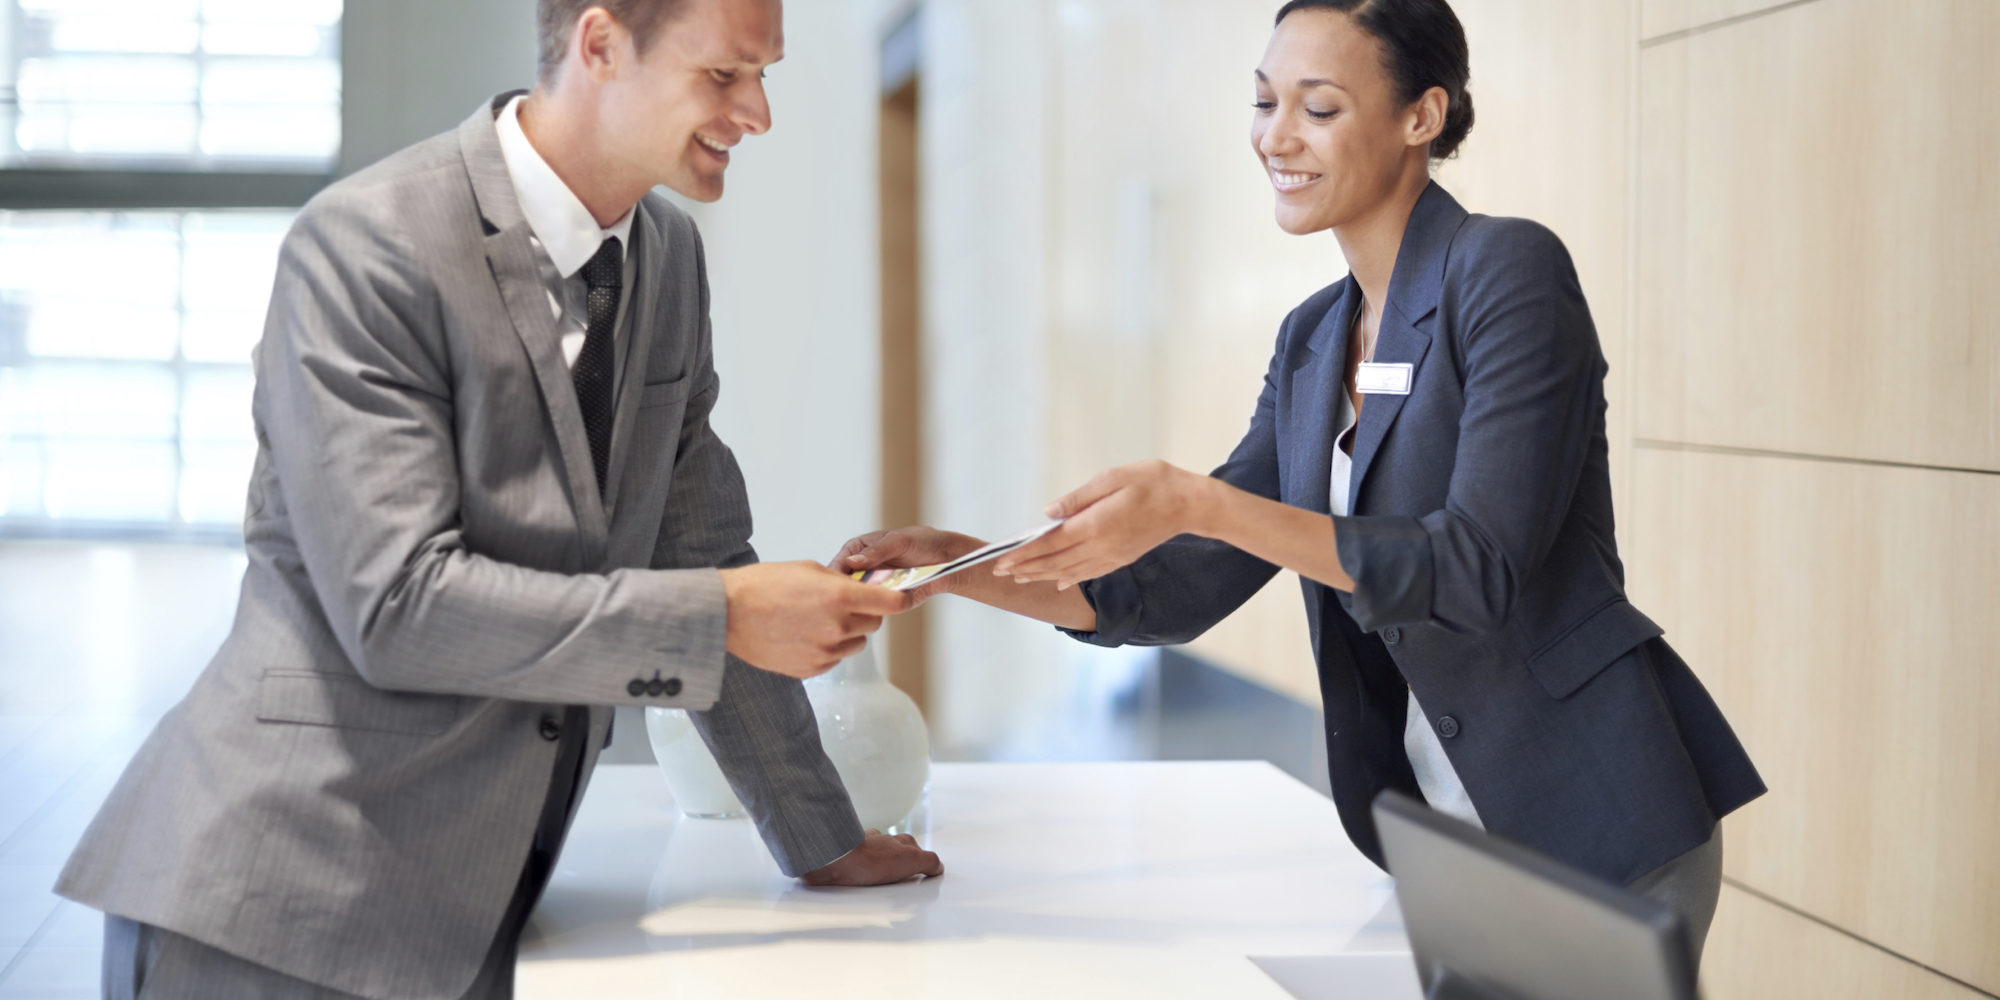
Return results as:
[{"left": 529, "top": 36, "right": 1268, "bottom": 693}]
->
[{"left": 1181, "top": 472, "right": 1234, "bottom": 541}]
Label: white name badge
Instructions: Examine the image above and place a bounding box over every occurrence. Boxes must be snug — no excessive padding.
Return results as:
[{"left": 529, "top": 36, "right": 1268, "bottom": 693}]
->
[{"left": 1355, "top": 362, "right": 1414, "bottom": 395}]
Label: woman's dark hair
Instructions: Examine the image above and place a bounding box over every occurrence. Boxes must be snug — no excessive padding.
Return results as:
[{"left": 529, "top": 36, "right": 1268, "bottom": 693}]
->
[{"left": 1274, "top": 0, "right": 1474, "bottom": 160}]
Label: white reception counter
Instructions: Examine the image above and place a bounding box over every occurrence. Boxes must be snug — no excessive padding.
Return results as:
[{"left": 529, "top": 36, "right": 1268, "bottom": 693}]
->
[{"left": 517, "top": 761, "right": 1421, "bottom": 998}]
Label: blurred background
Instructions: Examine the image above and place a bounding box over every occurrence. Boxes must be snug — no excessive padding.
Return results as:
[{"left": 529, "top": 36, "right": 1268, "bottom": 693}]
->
[{"left": 1, "top": 0, "right": 1994, "bottom": 997}]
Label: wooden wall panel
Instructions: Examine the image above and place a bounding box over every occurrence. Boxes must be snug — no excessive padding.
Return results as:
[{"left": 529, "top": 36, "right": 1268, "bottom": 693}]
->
[
  {"left": 1636, "top": 0, "right": 2000, "bottom": 471},
  {"left": 1640, "top": 0, "right": 1804, "bottom": 42},
  {"left": 1138, "top": 1, "right": 1336, "bottom": 704},
  {"left": 1701, "top": 884, "right": 1990, "bottom": 1000},
  {"left": 1433, "top": 0, "right": 1635, "bottom": 543},
  {"left": 1627, "top": 446, "right": 2000, "bottom": 993}
]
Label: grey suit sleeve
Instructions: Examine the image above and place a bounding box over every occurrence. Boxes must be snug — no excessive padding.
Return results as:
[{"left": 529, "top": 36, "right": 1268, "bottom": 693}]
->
[
  {"left": 256, "top": 190, "right": 729, "bottom": 706},
  {"left": 1060, "top": 315, "right": 1293, "bottom": 647},
  {"left": 1333, "top": 221, "right": 1600, "bottom": 634},
  {"left": 649, "top": 221, "right": 866, "bottom": 876}
]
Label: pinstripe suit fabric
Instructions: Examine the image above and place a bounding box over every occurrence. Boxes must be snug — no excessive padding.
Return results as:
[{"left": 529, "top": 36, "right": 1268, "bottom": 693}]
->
[{"left": 58, "top": 94, "right": 865, "bottom": 1000}]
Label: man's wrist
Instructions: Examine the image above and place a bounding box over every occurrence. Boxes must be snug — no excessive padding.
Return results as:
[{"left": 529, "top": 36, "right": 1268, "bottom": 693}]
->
[{"left": 808, "top": 836, "right": 866, "bottom": 877}]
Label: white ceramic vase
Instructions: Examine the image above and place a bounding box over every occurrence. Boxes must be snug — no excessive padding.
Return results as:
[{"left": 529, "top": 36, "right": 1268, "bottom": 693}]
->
[
  {"left": 804, "top": 644, "right": 931, "bottom": 833},
  {"left": 643, "top": 707, "right": 744, "bottom": 818}
]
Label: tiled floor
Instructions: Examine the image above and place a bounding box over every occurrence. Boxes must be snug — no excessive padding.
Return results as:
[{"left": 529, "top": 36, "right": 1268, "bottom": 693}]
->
[{"left": 0, "top": 541, "right": 246, "bottom": 998}]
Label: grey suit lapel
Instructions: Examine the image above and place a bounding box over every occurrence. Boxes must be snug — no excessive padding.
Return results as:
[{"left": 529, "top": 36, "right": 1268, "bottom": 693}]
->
[
  {"left": 603, "top": 207, "right": 663, "bottom": 520},
  {"left": 1343, "top": 181, "right": 1466, "bottom": 516},
  {"left": 1287, "top": 278, "right": 1359, "bottom": 513},
  {"left": 458, "top": 94, "right": 611, "bottom": 561}
]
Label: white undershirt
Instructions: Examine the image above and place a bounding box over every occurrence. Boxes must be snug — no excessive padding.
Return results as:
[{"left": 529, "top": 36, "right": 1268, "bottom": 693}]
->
[{"left": 1328, "top": 299, "right": 1484, "bottom": 828}]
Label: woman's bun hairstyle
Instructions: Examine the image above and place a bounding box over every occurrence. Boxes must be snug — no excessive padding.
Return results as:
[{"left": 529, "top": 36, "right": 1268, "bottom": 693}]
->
[{"left": 1274, "top": 0, "right": 1475, "bottom": 161}]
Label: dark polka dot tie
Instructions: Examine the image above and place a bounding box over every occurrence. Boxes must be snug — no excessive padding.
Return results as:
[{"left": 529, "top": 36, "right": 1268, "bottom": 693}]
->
[{"left": 572, "top": 236, "right": 622, "bottom": 499}]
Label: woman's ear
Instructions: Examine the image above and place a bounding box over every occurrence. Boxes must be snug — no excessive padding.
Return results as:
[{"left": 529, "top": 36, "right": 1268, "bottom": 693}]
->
[{"left": 1406, "top": 85, "right": 1449, "bottom": 150}]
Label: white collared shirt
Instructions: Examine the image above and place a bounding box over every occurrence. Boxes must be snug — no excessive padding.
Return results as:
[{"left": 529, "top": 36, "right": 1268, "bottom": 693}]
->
[{"left": 494, "top": 94, "right": 640, "bottom": 379}]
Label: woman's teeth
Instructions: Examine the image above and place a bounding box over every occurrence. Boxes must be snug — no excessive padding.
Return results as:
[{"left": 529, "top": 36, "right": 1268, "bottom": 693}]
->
[
  {"left": 1273, "top": 171, "right": 1318, "bottom": 186},
  {"left": 696, "top": 135, "right": 729, "bottom": 153}
]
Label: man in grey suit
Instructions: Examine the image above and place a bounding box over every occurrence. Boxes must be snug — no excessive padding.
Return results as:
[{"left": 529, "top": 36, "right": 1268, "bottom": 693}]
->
[{"left": 57, "top": 1, "right": 941, "bottom": 996}]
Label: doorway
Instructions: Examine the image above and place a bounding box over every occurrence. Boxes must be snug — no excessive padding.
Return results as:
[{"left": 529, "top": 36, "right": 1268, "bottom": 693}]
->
[{"left": 878, "top": 11, "right": 927, "bottom": 712}]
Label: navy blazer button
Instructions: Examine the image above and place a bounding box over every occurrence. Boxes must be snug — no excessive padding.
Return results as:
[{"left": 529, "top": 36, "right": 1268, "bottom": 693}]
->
[
  {"left": 664, "top": 677, "right": 683, "bottom": 697},
  {"left": 1383, "top": 627, "right": 1402, "bottom": 645},
  {"left": 1437, "top": 715, "right": 1460, "bottom": 739},
  {"left": 626, "top": 678, "right": 646, "bottom": 698},
  {"left": 645, "top": 679, "right": 667, "bottom": 697},
  {"left": 538, "top": 715, "right": 563, "bottom": 741}
]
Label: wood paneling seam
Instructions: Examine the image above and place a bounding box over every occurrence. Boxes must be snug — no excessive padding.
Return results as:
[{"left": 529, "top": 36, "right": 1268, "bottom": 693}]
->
[
  {"left": 1722, "top": 878, "right": 2000, "bottom": 999},
  {"left": 1638, "top": 0, "right": 1824, "bottom": 48},
  {"left": 1634, "top": 439, "right": 2000, "bottom": 479}
]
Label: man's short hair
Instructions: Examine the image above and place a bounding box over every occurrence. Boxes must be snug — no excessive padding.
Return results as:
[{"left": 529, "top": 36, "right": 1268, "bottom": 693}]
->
[{"left": 536, "top": 0, "right": 692, "bottom": 82}]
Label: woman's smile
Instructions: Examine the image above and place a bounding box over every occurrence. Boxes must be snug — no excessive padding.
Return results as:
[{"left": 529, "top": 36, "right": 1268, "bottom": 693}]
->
[{"left": 1269, "top": 165, "right": 1324, "bottom": 192}]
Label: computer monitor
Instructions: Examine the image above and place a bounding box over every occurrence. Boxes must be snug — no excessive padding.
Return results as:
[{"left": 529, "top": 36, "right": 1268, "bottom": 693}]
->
[{"left": 1372, "top": 790, "right": 1700, "bottom": 1000}]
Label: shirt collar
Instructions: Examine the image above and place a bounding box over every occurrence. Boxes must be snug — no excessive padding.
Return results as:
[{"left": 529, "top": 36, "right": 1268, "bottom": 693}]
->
[{"left": 495, "top": 94, "right": 636, "bottom": 279}]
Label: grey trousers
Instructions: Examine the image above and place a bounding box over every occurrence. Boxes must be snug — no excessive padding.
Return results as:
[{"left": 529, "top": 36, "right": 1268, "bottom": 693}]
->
[
  {"left": 1628, "top": 826, "right": 1725, "bottom": 969},
  {"left": 1405, "top": 691, "right": 1724, "bottom": 968},
  {"left": 101, "top": 913, "right": 519, "bottom": 1000}
]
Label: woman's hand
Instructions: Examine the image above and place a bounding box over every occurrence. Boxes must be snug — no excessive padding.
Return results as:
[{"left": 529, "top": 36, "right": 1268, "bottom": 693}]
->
[
  {"left": 831, "top": 526, "right": 988, "bottom": 608},
  {"left": 993, "top": 460, "right": 1218, "bottom": 590}
]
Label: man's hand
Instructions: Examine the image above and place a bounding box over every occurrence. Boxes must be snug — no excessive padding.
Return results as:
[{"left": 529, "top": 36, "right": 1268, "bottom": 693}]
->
[
  {"left": 801, "top": 830, "right": 944, "bottom": 886},
  {"left": 719, "top": 562, "right": 912, "bottom": 679},
  {"left": 831, "top": 526, "right": 987, "bottom": 608}
]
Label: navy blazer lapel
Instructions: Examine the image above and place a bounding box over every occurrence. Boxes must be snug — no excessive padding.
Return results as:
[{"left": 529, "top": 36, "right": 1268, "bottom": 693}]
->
[
  {"left": 1343, "top": 182, "right": 1466, "bottom": 515},
  {"left": 1286, "top": 277, "right": 1358, "bottom": 513},
  {"left": 1344, "top": 304, "right": 1431, "bottom": 515},
  {"left": 461, "top": 94, "right": 611, "bottom": 560}
]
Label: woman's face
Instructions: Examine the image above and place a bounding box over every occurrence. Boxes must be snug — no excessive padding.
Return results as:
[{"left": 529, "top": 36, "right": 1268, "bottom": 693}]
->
[{"left": 1251, "top": 10, "right": 1423, "bottom": 236}]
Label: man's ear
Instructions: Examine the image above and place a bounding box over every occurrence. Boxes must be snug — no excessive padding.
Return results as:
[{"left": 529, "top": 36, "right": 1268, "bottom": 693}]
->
[{"left": 573, "top": 7, "right": 629, "bottom": 82}]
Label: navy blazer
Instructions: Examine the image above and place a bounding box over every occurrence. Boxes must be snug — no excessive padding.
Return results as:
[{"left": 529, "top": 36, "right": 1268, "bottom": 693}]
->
[{"left": 1067, "top": 182, "right": 1764, "bottom": 885}]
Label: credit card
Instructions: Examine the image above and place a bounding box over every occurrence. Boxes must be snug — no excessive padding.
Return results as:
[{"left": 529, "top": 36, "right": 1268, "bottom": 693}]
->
[{"left": 851, "top": 520, "right": 1064, "bottom": 591}]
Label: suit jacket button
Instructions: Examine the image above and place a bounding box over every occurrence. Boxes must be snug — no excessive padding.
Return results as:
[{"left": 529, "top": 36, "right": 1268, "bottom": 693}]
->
[
  {"left": 645, "top": 679, "right": 667, "bottom": 697},
  {"left": 538, "top": 715, "right": 563, "bottom": 741},
  {"left": 1383, "top": 627, "right": 1402, "bottom": 645},
  {"left": 1437, "top": 715, "right": 1460, "bottom": 739},
  {"left": 663, "top": 677, "right": 682, "bottom": 697},
  {"left": 626, "top": 678, "right": 646, "bottom": 698}
]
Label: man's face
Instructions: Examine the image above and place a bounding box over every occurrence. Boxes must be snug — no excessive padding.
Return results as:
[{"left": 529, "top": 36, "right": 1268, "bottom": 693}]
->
[{"left": 600, "top": 0, "right": 783, "bottom": 202}]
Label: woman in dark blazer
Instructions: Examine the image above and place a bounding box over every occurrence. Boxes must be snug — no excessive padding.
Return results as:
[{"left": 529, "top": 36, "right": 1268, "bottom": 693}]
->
[{"left": 836, "top": 0, "right": 1763, "bottom": 961}]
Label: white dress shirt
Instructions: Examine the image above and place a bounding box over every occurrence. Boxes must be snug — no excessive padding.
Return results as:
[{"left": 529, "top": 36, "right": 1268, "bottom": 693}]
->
[{"left": 494, "top": 94, "right": 640, "bottom": 384}]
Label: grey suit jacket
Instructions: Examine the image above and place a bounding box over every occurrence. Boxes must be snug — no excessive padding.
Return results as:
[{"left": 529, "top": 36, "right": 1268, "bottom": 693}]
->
[
  {"left": 1068, "top": 182, "right": 1764, "bottom": 886},
  {"left": 57, "top": 94, "right": 865, "bottom": 999}
]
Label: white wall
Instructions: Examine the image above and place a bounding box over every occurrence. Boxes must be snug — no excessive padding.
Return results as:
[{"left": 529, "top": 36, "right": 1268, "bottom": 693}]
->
[
  {"left": 339, "top": 0, "right": 539, "bottom": 176},
  {"left": 686, "top": 1, "right": 893, "bottom": 568},
  {"left": 699, "top": 0, "right": 1145, "bottom": 756},
  {"left": 917, "top": 0, "right": 1117, "bottom": 755}
]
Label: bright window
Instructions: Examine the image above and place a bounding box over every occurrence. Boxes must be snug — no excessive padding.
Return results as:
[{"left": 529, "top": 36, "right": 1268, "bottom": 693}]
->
[
  {"left": 0, "top": 209, "right": 289, "bottom": 535},
  {"left": 0, "top": 0, "right": 343, "bottom": 170}
]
